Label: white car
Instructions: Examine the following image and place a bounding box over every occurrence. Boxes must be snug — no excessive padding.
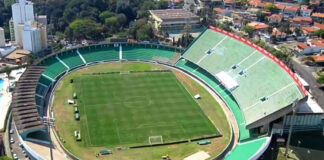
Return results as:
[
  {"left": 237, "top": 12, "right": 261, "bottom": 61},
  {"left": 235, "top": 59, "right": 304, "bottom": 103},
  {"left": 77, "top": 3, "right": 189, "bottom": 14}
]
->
[
  {"left": 10, "top": 137, "right": 14, "bottom": 144},
  {"left": 9, "top": 129, "right": 14, "bottom": 134},
  {"left": 13, "top": 153, "right": 18, "bottom": 160}
]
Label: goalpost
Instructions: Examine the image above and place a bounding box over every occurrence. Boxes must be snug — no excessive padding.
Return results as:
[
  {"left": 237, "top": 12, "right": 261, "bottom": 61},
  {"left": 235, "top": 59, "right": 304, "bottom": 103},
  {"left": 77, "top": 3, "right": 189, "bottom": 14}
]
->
[{"left": 148, "top": 136, "right": 163, "bottom": 145}]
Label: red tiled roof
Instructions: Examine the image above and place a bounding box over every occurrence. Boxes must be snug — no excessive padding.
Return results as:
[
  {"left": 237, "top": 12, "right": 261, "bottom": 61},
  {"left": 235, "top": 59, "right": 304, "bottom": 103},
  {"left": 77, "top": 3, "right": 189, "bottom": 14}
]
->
[
  {"left": 312, "top": 13, "right": 324, "bottom": 18},
  {"left": 249, "top": 0, "right": 266, "bottom": 7},
  {"left": 292, "top": 17, "right": 312, "bottom": 23},
  {"left": 297, "top": 42, "right": 309, "bottom": 49},
  {"left": 312, "top": 55, "right": 324, "bottom": 62},
  {"left": 272, "top": 28, "right": 286, "bottom": 36},
  {"left": 310, "top": 39, "right": 324, "bottom": 47},
  {"left": 247, "top": 22, "right": 269, "bottom": 30},
  {"left": 225, "top": 0, "right": 234, "bottom": 4},
  {"left": 213, "top": 8, "right": 226, "bottom": 13},
  {"left": 275, "top": 4, "right": 286, "bottom": 10},
  {"left": 268, "top": 14, "right": 283, "bottom": 20},
  {"left": 302, "top": 26, "right": 317, "bottom": 32},
  {"left": 285, "top": 6, "right": 299, "bottom": 11},
  {"left": 301, "top": 5, "right": 308, "bottom": 10},
  {"left": 314, "top": 22, "right": 324, "bottom": 30}
]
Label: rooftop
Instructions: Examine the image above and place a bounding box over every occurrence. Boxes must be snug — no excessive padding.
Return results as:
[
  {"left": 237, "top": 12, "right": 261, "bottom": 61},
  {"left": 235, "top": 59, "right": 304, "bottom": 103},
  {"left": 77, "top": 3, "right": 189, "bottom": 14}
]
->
[
  {"left": 268, "top": 14, "right": 283, "bottom": 20},
  {"left": 314, "top": 22, "right": 324, "bottom": 30},
  {"left": 285, "top": 6, "right": 299, "bottom": 11},
  {"left": 247, "top": 22, "right": 269, "bottom": 30},
  {"left": 275, "top": 3, "right": 286, "bottom": 10},
  {"left": 312, "top": 12, "right": 324, "bottom": 18},
  {"left": 292, "top": 17, "right": 312, "bottom": 23},
  {"left": 4, "top": 49, "right": 31, "bottom": 60},
  {"left": 149, "top": 9, "right": 199, "bottom": 20},
  {"left": 312, "top": 54, "right": 324, "bottom": 62},
  {"left": 213, "top": 8, "right": 226, "bottom": 13},
  {"left": 297, "top": 42, "right": 309, "bottom": 49}
]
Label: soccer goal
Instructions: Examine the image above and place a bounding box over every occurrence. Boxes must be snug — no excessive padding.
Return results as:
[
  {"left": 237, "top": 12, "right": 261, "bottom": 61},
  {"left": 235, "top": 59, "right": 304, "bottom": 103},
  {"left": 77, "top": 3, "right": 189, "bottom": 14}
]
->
[{"left": 148, "top": 136, "right": 163, "bottom": 145}]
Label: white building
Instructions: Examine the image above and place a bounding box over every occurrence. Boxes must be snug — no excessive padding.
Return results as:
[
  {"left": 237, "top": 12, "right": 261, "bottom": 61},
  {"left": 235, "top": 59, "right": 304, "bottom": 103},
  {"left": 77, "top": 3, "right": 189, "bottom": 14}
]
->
[
  {"left": 22, "top": 23, "right": 41, "bottom": 53},
  {"left": 11, "top": 0, "right": 34, "bottom": 46},
  {"left": 0, "top": 27, "right": 5, "bottom": 47}
]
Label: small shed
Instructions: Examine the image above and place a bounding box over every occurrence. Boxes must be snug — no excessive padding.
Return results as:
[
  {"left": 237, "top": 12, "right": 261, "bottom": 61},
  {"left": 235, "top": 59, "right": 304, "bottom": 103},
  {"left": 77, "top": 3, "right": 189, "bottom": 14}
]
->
[
  {"left": 99, "top": 150, "right": 112, "bottom": 155},
  {"left": 197, "top": 139, "right": 211, "bottom": 145}
]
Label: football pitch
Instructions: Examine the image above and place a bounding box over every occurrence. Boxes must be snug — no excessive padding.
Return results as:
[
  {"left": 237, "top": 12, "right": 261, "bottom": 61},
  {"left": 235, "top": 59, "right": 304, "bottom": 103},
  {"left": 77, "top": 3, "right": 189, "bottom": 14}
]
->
[{"left": 74, "top": 70, "right": 220, "bottom": 147}]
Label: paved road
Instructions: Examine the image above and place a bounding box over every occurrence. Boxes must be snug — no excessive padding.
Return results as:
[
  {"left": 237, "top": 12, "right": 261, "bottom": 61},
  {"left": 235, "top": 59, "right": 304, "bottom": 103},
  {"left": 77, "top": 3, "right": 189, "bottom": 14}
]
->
[
  {"left": 291, "top": 59, "right": 324, "bottom": 108},
  {"left": 9, "top": 121, "right": 29, "bottom": 160}
]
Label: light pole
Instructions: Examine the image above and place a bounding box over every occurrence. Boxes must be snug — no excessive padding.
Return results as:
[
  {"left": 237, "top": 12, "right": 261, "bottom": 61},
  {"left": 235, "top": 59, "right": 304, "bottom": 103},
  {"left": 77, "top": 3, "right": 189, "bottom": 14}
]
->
[
  {"left": 41, "top": 116, "right": 55, "bottom": 160},
  {"left": 285, "top": 100, "right": 298, "bottom": 159}
]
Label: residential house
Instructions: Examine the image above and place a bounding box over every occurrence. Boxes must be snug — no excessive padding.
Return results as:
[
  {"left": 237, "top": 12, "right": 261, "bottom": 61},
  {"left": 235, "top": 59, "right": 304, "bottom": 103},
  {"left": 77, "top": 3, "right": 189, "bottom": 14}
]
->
[
  {"left": 267, "top": 14, "right": 283, "bottom": 23},
  {"left": 213, "top": 8, "right": 231, "bottom": 17},
  {"left": 301, "top": 26, "right": 318, "bottom": 35},
  {"left": 283, "top": 6, "right": 299, "bottom": 18},
  {"left": 308, "top": 39, "right": 324, "bottom": 47},
  {"left": 247, "top": 22, "right": 269, "bottom": 37},
  {"left": 297, "top": 42, "right": 309, "bottom": 51},
  {"left": 224, "top": 0, "right": 235, "bottom": 9},
  {"left": 249, "top": 0, "right": 267, "bottom": 8},
  {"left": 314, "top": 22, "right": 324, "bottom": 30},
  {"left": 300, "top": 5, "right": 313, "bottom": 17},
  {"left": 291, "top": 17, "right": 312, "bottom": 27},
  {"left": 312, "top": 13, "right": 324, "bottom": 23},
  {"left": 275, "top": 3, "right": 286, "bottom": 13},
  {"left": 272, "top": 28, "right": 287, "bottom": 39}
]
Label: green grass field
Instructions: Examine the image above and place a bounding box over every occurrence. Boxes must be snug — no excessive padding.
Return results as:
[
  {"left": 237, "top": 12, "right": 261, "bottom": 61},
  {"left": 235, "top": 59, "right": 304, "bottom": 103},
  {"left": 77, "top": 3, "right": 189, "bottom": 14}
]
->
[
  {"left": 74, "top": 71, "right": 219, "bottom": 147},
  {"left": 53, "top": 62, "right": 230, "bottom": 160}
]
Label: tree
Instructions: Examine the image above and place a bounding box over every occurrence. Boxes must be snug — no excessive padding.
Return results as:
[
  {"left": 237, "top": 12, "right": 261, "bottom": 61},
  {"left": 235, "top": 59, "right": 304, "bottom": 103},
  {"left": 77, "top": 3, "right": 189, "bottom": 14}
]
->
[
  {"left": 314, "top": 29, "right": 324, "bottom": 38},
  {"left": 128, "top": 18, "right": 154, "bottom": 40},
  {"left": 256, "top": 11, "right": 266, "bottom": 22},
  {"left": 99, "top": 11, "right": 115, "bottom": 21},
  {"left": 242, "top": 25, "right": 254, "bottom": 38},
  {"left": 68, "top": 19, "right": 104, "bottom": 41},
  {"left": 3, "top": 66, "right": 11, "bottom": 78},
  {"left": 264, "top": 4, "right": 277, "bottom": 13}
]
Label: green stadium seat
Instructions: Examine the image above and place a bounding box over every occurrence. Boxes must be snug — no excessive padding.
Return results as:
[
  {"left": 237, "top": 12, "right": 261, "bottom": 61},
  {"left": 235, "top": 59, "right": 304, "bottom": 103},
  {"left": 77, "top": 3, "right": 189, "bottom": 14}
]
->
[{"left": 58, "top": 50, "right": 84, "bottom": 68}]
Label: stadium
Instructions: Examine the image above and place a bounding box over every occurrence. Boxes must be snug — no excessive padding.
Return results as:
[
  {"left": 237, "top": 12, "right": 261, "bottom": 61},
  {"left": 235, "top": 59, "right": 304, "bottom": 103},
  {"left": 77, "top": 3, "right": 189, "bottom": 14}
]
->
[{"left": 9, "top": 26, "right": 313, "bottom": 160}]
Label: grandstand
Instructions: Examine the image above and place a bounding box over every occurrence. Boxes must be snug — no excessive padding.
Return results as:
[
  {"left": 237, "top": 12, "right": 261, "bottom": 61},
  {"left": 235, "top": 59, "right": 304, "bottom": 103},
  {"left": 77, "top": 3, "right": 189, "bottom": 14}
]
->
[
  {"left": 11, "top": 66, "right": 46, "bottom": 139},
  {"left": 182, "top": 27, "right": 307, "bottom": 129}
]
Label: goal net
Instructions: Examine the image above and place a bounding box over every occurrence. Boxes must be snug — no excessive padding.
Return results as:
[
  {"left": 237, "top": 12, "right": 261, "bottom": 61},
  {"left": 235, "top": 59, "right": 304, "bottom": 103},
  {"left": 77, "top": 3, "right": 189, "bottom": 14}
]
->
[{"left": 148, "top": 136, "right": 163, "bottom": 145}]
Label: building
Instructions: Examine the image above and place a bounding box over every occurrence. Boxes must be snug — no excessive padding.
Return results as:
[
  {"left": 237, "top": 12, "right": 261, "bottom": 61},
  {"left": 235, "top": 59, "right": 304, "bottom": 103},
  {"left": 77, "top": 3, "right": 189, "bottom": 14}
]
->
[
  {"left": 0, "top": 28, "right": 5, "bottom": 47},
  {"left": 149, "top": 9, "right": 200, "bottom": 31},
  {"left": 11, "top": 0, "right": 34, "bottom": 45},
  {"left": 15, "top": 24, "right": 24, "bottom": 47},
  {"left": 291, "top": 17, "right": 312, "bottom": 27},
  {"left": 314, "top": 22, "right": 324, "bottom": 30},
  {"left": 22, "top": 23, "right": 42, "bottom": 53},
  {"left": 312, "top": 13, "right": 324, "bottom": 23},
  {"left": 2, "top": 49, "right": 31, "bottom": 64},
  {"left": 9, "top": 19, "right": 15, "bottom": 41},
  {"left": 267, "top": 14, "right": 283, "bottom": 23},
  {"left": 300, "top": 5, "right": 313, "bottom": 17},
  {"left": 283, "top": 6, "right": 299, "bottom": 18},
  {"left": 36, "top": 15, "right": 47, "bottom": 27}
]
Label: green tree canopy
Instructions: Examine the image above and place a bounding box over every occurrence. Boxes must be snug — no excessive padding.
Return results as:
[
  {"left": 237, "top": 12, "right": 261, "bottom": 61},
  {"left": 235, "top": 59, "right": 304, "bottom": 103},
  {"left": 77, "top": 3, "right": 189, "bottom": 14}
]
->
[
  {"left": 68, "top": 19, "right": 104, "bottom": 41},
  {"left": 314, "top": 29, "right": 324, "bottom": 38},
  {"left": 242, "top": 25, "right": 254, "bottom": 38}
]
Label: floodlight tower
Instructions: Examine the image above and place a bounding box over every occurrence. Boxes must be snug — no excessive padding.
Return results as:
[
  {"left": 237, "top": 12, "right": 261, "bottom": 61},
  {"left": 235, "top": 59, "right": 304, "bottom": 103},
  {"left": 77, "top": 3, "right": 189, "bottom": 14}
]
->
[{"left": 41, "top": 116, "right": 55, "bottom": 160}]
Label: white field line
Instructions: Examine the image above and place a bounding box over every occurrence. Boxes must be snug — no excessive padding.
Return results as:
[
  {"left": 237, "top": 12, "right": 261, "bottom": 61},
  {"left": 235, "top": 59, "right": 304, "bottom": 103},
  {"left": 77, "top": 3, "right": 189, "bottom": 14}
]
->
[
  {"left": 197, "top": 36, "right": 228, "bottom": 64},
  {"left": 243, "top": 83, "right": 295, "bottom": 112}
]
